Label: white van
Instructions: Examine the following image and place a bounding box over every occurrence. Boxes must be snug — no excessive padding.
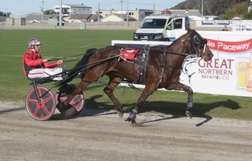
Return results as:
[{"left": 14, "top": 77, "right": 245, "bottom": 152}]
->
[{"left": 133, "top": 14, "right": 190, "bottom": 41}]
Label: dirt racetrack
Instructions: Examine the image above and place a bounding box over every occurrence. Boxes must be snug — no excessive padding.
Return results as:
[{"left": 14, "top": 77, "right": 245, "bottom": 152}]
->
[{"left": 0, "top": 101, "right": 252, "bottom": 161}]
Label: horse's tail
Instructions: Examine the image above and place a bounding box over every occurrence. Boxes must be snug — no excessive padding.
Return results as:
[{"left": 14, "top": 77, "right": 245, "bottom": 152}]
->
[{"left": 57, "top": 48, "right": 98, "bottom": 86}]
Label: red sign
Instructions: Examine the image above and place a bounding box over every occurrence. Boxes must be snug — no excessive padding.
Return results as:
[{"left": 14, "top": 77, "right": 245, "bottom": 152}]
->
[{"left": 207, "top": 38, "right": 252, "bottom": 53}]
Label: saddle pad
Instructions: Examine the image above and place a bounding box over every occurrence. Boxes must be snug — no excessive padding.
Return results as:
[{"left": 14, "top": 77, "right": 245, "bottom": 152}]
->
[{"left": 120, "top": 47, "right": 141, "bottom": 61}]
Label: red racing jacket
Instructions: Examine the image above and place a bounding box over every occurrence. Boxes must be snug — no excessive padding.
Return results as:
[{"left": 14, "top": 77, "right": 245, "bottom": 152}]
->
[{"left": 22, "top": 49, "right": 59, "bottom": 76}]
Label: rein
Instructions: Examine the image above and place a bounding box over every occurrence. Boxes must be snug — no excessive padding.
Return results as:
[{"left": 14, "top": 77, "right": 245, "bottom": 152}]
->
[
  {"left": 48, "top": 53, "right": 88, "bottom": 62},
  {"left": 47, "top": 42, "right": 95, "bottom": 62},
  {"left": 72, "top": 54, "right": 121, "bottom": 71},
  {"left": 56, "top": 54, "right": 121, "bottom": 85}
]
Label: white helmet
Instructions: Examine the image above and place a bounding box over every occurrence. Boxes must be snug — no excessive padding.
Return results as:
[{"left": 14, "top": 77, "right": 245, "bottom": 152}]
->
[{"left": 28, "top": 38, "right": 42, "bottom": 49}]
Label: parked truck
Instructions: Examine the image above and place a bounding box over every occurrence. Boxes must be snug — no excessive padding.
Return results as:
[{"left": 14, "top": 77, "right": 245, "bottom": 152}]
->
[{"left": 133, "top": 14, "right": 190, "bottom": 41}]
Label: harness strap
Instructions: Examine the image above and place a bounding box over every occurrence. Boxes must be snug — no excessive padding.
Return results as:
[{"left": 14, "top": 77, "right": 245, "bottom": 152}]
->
[
  {"left": 161, "top": 45, "right": 167, "bottom": 67},
  {"left": 156, "top": 46, "right": 166, "bottom": 89},
  {"left": 137, "top": 45, "right": 150, "bottom": 84}
]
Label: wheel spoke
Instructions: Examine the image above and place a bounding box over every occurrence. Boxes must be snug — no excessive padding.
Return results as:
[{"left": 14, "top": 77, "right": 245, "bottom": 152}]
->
[
  {"left": 33, "top": 104, "right": 41, "bottom": 116},
  {"left": 41, "top": 104, "right": 50, "bottom": 114},
  {"left": 27, "top": 97, "right": 41, "bottom": 115},
  {"left": 42, "top": 96, "right": 53, "bottom": 104},
  {"left": 27, "top": 98, "right": 40, "bottom": 105},
  {"left": 37, "top": 88, "right": 53, "bottom": 104},
  {"left": 71, "top": 95, "right": 83, "bottom": 106}
]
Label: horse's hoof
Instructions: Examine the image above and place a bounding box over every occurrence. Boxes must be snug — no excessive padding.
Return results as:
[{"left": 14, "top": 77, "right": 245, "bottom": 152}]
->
[
  {"left": 125, "top": 111, "right": 136, "bottom": 122},
  {"left": 116, "top": 106, "right": 124, "bottom": 118},
  {"left": 125, "top": 117, "right": 131, "bottom": 122},
  {"left": 130, "top": 122, "right": 138, "bottom": 126},
  {"left": 56, "top": 103, "right": 76, "bottom": 118},
  {"left": 63, "top": 104, "right": 78, "bottom": 118},
  {"left": 125, "top": 117, "right": 135, "bottom": 122},
  {"left": 130, "top": 119, "right": 143, "bottom": 126},
  {"left": 186, "top": 111, "right": 192, "bottom": 119},
  {"left": 117, "top": 111, "right": 124, "bottom": 118}
]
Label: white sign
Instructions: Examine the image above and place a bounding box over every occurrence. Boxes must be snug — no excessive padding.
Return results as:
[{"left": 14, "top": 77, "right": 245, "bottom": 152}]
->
[{"left": 180, "top": 31, "right": 252, "bottom": 97}]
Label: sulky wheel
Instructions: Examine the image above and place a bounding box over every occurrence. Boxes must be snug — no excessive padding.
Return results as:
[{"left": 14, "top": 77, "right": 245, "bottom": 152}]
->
[
  {"left": 26, "top": 86, "right": 56, "bottom": 121},
  {"left": 55, "top": 84, "right": 84, "bottom": 118}
]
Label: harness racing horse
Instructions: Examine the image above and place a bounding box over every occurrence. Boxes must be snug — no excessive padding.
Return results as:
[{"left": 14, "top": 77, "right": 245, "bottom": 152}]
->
[{"left": 57, "top": 27, "right": 213, "bottom": 124}]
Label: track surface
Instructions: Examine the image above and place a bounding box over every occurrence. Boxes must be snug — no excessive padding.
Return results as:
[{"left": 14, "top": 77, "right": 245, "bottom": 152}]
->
[{"left": 0, "top": 102, "right": 252, "bottom": 161}]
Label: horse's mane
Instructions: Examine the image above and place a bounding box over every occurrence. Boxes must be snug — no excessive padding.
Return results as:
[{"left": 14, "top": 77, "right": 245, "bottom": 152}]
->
[
  {"left": 150, "top": 31, "right": 189, "bottom": 52},
  {"left": 75, "top": 48, "right": 98, "bottom": 69},
  {"left": 170, "top": 31, "right": 189, "bottom": 47}
]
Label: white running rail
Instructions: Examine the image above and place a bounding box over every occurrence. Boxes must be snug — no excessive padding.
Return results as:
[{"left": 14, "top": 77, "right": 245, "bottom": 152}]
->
[{"left": 232, "top": 20, "right": 252, "bottom": 31}]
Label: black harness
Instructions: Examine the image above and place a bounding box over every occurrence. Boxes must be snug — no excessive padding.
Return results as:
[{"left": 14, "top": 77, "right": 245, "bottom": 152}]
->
[
  {"left": 189, "top": 30, "right": 208, "bottom": 56},
  {"left": 136, "top": 45, "right": 150, "bottom": 84}
]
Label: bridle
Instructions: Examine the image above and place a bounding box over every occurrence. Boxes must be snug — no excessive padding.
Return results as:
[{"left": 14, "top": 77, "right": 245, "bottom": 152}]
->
[{"left": 189, "top": 30, "right": 208, "bottom": 58}]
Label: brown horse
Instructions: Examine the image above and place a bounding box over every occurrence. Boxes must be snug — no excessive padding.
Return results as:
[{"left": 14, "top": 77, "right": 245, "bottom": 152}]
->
[{"left": 57, "top": 27, "right": 213, "bottom": 124}]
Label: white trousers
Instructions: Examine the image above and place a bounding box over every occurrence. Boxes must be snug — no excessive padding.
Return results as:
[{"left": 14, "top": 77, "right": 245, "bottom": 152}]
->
[{"left": 28, "top": 68, "right": 63, "bottom": 81}]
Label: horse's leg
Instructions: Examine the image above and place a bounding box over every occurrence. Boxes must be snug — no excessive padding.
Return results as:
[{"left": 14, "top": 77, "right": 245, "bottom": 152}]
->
[
  {"left": 103, "top": 76, "right": 124, "bottom": 118},
  {"left": 173, "top": 83, "right": 193, "bottom": 118},
  {"left": 125, "top": 83, "right": 157, "bottom": 124}
]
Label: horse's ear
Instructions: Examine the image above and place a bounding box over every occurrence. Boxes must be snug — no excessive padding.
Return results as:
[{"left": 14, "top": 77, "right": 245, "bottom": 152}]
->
[{"left": 186, "top": 26, "right": 193, "bottom": 34}]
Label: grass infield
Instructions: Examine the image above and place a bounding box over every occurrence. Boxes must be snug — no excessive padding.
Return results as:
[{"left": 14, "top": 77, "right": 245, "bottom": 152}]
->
[{"left": 0, "top": 29, "right": 251, "bottom": 120}]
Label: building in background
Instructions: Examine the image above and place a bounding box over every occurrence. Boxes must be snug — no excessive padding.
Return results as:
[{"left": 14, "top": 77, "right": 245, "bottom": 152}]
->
[
  {"left": 7, "top": 3, "right": 204, "bottom": 24},
  {"left": 53, "top": 4, "right": 92, "bottom": 17},
  {"left": 168, "top": 9, "right": 202, "bottom": 20},
  {"left": 93, "top": 9, "right": 154, "bottom": 21},
  {"left": 100, "top": 14, "right": 136, "bottom": 22},
  {"left": 25, "top": 13, "right": 57, "bottom": 23},
  {"left": 0, "top": 16, "right": 6, "bottom": 22}
]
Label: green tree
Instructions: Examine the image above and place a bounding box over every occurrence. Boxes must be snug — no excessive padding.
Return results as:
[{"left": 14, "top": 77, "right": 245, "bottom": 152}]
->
[
  {"left": 209, "top": 0, "right": 248, "bottom": 15},
  {"left": 221, "top": 2, "right": 249, "bottom": 19},
  {"left": 44, "top": 9, "right": 55, "bottom": 15},
  {"left": 173, "top": 0, "right": 249, "bottom": 17},
  {"left": 0, "top": 11, "right": 11, "bottom": 17},
  {"left": 243, "top": 11, "right": 252, "bottom": 19}
]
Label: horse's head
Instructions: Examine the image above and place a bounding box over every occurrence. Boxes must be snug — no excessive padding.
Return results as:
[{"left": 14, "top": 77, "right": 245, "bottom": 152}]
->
[{"left": 186, "top": 27, "right": 213, "bottom": 62}]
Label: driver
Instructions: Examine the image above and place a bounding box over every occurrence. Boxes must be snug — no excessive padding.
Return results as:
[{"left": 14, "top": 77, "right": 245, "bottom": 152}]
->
[{"left": 22, "top": 38, "right": 64, "bottom": 81}]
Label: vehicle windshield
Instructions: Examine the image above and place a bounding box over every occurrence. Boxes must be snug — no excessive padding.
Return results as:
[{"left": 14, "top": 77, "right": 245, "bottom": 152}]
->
[{"left": 140, "top": 18, "right": 167, "bottom": 29}]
